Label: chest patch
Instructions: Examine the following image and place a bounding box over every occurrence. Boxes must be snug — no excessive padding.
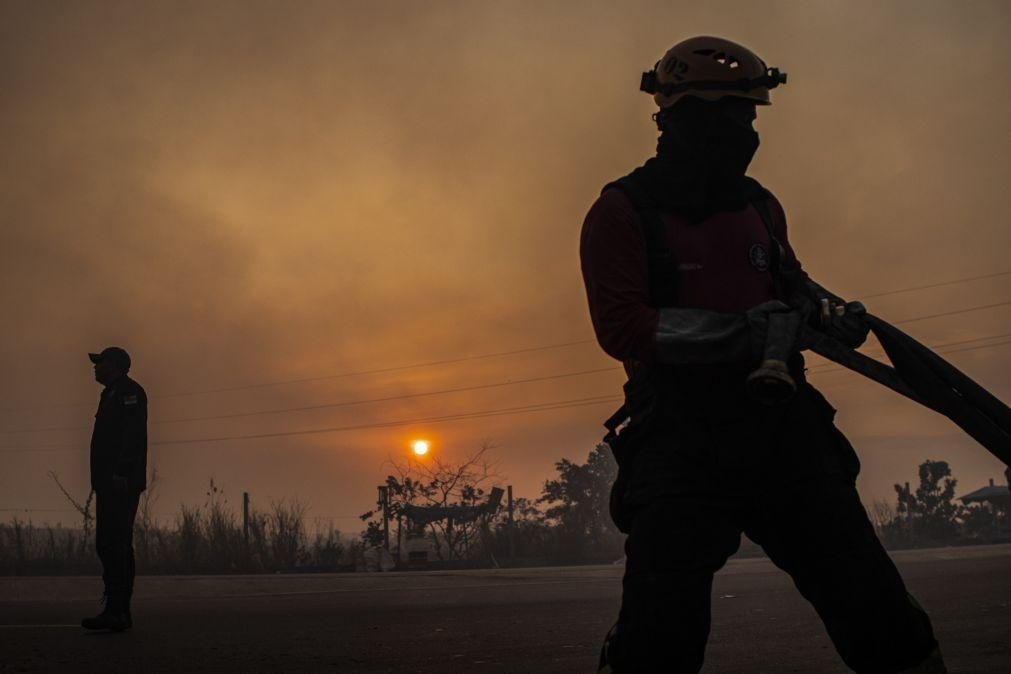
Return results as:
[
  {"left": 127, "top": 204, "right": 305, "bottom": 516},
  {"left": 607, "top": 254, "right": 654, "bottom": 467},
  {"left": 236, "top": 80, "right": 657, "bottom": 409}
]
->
[{"left": 749, "top": 243, "right": 770, "bottom": 272}]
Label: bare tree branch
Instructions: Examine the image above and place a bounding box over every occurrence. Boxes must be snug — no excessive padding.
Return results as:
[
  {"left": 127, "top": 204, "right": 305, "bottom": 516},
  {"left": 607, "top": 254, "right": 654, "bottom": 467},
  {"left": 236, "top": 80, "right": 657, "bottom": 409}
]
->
[{"left": 48, "top": 470, "right": 90, "bottom": 517}]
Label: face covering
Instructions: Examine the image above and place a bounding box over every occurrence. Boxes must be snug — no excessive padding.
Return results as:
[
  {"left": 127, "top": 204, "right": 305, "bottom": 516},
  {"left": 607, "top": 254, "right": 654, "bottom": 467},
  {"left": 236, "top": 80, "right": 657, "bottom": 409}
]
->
[
  {"left": 700, "top": 119, "right": 760, "bottom": 185},
  {"left": 646, "top": 98, "right": 763, "bottom": 219}
]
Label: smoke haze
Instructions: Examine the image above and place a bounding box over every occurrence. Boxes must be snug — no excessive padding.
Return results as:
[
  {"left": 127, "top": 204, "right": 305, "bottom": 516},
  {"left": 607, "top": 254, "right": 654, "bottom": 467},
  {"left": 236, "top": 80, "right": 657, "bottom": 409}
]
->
[{"left": 3, "top": 0, "right": 1010, "bottom": 526}]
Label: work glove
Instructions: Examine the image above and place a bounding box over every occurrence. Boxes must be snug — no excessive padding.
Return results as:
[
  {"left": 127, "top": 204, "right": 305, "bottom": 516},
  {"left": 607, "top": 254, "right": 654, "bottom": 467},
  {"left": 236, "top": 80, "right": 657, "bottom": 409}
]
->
[
  {"left": 821, "top": 298, "right": 869, "bottom": 348},
  {"left": 792, "top": 279, "right": 870, "bottom": 349}
]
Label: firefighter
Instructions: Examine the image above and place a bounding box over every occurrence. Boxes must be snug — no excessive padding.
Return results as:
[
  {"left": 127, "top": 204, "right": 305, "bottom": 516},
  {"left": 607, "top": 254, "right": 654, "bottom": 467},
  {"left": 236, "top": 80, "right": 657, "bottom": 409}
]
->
[
  {"left": 581, "top": 36, "right": 945, "bottom": 673},
  {"left": 81, "top": 346, "right": 147, "bottom": 631}
]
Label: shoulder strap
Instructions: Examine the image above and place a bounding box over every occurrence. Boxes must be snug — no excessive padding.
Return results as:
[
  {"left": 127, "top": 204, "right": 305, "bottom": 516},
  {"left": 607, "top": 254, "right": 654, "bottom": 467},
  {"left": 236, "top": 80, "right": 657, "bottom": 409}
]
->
[
  {"left": 607, "top": 176, "right": 679, "bottom": 308},
  {"left": 750, "top": 197, "right": 785, "bottom": 300}
]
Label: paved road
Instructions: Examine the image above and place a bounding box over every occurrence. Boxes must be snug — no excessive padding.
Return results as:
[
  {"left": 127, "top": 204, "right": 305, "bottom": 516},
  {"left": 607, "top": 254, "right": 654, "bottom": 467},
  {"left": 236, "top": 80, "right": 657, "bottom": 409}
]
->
[{"left": 2, "top": 545, "right": 1009, "bottom": 672}]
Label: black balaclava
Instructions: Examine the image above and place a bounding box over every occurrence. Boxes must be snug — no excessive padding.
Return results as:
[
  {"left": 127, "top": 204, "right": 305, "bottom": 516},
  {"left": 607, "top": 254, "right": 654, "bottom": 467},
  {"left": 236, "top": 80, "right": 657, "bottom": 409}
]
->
[{"left": 631, "top": 96, "right": 765, "bottom": 222}]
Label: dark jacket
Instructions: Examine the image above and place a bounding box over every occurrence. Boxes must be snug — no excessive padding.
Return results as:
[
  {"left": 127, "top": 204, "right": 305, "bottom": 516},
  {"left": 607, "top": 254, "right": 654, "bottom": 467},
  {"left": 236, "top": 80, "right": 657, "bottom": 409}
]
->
[
  {"left": 90, "top": 375, "right": 148, "bottom": 492},
  {"left": 579, "top": 184, "right": 803, "bottom": 364}
]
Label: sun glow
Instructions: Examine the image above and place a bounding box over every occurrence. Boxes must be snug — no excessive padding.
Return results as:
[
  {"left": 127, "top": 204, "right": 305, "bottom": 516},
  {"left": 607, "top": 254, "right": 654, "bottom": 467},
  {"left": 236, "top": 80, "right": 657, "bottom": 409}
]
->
[{"left": 412, "top": 440, "right": 430, "bottom": 456}]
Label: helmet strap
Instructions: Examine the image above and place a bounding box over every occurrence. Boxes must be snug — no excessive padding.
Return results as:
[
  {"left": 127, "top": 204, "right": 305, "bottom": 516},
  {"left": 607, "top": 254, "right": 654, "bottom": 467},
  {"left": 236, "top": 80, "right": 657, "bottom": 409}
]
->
[{"left": 641, "top": 68, "right": 787, "bottom": 98}]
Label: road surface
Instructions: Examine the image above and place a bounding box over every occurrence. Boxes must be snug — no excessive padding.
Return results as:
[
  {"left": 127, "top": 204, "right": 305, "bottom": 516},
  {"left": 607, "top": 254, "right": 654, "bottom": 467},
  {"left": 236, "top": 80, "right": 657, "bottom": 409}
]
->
[{"left": 2, "top": 545, "right": 1009, "bottom": 672}]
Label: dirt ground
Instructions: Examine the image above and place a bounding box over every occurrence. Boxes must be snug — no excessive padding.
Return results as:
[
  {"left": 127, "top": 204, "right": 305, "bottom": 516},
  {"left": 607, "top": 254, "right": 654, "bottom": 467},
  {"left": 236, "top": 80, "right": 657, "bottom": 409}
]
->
[{"left": 2, "top": 545, "right": 1009, "bottom": 672}]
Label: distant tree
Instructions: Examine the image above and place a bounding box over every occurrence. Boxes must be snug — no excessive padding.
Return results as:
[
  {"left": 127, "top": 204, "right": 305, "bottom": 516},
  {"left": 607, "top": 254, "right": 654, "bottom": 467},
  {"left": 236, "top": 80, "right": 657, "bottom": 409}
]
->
[
  {"left": 488, "top": 495, "right": 553, "bottom": 562},
  {"left": 960, "top": 502, "right": 1006, "bottom": 541},
  {"left": 894, "top": 459, "right": 963, "bottom": 543},
  {"left": 538, "top": 444, "right": 622, "bottom": 562},
  {"left": 361, "top": 520, "right": 386, "bottom": 548},
  {"left": 868, "top": 499, "right": 895, "bottom": 532},
  {"left": 359, "top": 444, "right": 501, "bottom": 561}
]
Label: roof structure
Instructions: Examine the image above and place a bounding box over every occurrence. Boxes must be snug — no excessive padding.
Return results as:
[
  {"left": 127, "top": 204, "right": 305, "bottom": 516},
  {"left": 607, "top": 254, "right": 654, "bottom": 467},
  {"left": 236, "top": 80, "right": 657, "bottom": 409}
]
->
[
  {"left": 959, "top": 478, "right": 1011, "bottom": 504},
  {"left": 403, "top": 487, "right": 505, "bottom": 526}
]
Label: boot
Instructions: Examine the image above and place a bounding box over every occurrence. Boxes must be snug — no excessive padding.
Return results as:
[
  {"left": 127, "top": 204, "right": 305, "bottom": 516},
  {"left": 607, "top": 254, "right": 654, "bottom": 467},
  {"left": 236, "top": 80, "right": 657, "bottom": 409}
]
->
[
  {"left": 898, "top": 646, "right": 947, "bottom": 674},
  {"left": 598, "top": 622, "right": 618, "bottom": 674},
  {"left": 81, "top": 593, "right": 129, "bottom": 631}
]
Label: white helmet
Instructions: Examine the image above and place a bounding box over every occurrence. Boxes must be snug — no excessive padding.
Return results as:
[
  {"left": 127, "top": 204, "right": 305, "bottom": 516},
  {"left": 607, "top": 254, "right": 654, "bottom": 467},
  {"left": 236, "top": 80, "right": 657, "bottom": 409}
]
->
[{"left": 640, "top": 36, "right": 787, "bottom": 108}]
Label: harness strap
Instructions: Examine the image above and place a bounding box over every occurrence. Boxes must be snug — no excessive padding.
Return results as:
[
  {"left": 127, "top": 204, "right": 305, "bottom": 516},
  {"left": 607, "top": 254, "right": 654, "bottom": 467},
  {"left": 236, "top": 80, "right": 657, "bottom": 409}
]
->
[{"left": 607, "top": 176, "right": 679, "bottom": 308}]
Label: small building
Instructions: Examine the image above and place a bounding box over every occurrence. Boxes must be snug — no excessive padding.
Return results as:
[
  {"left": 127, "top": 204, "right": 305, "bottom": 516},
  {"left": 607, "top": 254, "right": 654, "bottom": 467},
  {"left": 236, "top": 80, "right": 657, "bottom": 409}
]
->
[
  {"left": 959, "top": 478, "right": 1010, "bottom": 540},
  {"left": 959, "top": 478, "right": 1011, "bottom": 506}
]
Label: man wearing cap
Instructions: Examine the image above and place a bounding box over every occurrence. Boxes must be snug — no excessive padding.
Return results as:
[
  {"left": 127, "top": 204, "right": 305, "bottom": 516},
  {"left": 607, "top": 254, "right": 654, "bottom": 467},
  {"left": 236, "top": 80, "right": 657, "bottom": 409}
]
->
[
  {"left": 82, "top": 346, "right": 147, "bottom": 632},
  {"left": 581, "top": 37, "right": 944, "bottom": 672}
]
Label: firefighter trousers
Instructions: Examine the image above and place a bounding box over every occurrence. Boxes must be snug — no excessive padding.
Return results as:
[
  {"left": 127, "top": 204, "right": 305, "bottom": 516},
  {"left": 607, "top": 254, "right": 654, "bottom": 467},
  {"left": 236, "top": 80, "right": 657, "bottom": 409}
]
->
[{"left": 608, "top": 385, "right": 938, "bottom": 673}]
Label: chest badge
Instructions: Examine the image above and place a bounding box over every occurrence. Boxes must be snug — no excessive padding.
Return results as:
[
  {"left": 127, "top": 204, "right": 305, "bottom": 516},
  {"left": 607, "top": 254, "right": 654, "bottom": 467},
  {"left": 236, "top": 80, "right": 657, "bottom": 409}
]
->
[{"left": 749, "top": 243, "right": 770, "bottom": 272}]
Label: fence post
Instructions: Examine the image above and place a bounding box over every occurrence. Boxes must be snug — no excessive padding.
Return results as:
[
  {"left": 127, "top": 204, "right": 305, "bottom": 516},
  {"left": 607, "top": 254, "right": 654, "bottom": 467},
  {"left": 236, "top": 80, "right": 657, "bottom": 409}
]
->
[
  {"left": 396, "top": 512, "right": 402, "bottom": 563},
  {"left": 507, "top": 485, "right": 515, "bottom": 566},
  {"left": 242, "top": 492, "right": 250, "bottom": 544},
  {"left": 378, "top": 486, "right": 390, "bottom": 551}
]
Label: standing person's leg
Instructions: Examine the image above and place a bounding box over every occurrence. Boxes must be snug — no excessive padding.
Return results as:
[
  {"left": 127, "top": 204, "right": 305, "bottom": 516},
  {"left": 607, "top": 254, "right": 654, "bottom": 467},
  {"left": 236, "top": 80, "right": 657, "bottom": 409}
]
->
[
  {"left": 604, "top": 498, "right": 741, "bottom": 673},
  {"left": 84, "top": 490, "right": 129, "bottom": 630},
  {"left": 120, "top": 491, "right": 141, "bottom": 624},
  {"left": 93, "top": 491, "right": 112, "bottom": 599},
  {"left": 747, "top": 478, "right": 943, "bottom": 673},
  {"left": 601, "top": 400, "right": 751, "bottom": 673},
  {"left": 741, "top": 385, "right": 944, "bottom": 672}
]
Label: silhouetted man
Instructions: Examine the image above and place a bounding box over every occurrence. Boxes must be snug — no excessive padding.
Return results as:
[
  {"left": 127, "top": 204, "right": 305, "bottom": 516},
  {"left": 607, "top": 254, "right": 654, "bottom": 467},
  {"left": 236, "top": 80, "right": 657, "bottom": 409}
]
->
[
  {"left": 82, "top": 346, "right": 147, "bottom": 631},
  {"left": 581, "top": 37, "right": 945, "bottom": 672}
]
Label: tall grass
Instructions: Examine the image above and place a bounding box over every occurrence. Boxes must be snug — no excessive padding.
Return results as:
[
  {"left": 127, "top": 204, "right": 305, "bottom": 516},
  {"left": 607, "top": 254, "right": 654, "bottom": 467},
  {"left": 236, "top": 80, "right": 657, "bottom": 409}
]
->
[
  {"left": 0, "top": 518, "right": 99, "bottom": 575},
  {"left": 1, "top": 499, "right": 359, "bottom": 576}
]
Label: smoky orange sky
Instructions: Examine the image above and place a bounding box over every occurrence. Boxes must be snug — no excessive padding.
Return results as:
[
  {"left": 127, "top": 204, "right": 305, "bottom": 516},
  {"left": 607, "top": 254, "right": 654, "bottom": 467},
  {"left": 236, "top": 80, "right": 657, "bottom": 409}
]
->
[{"left": 2, "top": 1, "right": 1010, "bottom": 531}]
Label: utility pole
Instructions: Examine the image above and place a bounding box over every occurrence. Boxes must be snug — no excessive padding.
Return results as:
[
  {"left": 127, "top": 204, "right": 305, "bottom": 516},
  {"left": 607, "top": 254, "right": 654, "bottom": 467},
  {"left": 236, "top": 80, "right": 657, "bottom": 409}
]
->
[
  {"left": 377, "top": 485, "right": 390, "bottom": 550},
  {"left": 396, "top": 512, "right": 403, "bottom": 563},
  {"left": 242, "top": 492, "right": 250, "bottom": 544},
  {"left": 507, "top": 485, "right": 515, "bottom": 566}
]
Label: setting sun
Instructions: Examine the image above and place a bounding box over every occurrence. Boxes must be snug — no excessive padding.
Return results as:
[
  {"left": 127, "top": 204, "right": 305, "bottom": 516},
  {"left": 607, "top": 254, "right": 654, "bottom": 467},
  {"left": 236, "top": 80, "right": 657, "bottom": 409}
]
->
[{"left": 412, "top": 440, "right": 430, "bottom": 456}]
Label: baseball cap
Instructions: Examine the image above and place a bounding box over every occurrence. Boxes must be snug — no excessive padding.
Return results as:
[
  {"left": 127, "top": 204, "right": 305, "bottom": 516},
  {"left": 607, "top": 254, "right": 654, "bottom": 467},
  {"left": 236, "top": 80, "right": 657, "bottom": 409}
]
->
[{"left": 88, "top": 346, "right": 131, "bottom": 371}]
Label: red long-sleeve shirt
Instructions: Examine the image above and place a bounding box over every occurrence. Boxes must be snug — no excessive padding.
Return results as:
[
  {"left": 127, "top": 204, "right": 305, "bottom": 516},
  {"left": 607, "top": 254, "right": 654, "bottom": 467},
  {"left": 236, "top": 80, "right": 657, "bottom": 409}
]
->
[{"left": 579, "top": 187, "right": 803, "bottom": 363}]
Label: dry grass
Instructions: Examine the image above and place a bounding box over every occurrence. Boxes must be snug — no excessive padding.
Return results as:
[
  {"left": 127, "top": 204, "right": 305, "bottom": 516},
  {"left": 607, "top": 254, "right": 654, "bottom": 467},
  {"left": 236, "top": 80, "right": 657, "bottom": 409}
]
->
[{"left": 1, "top": 497, "right": 360, "bottom": 576}]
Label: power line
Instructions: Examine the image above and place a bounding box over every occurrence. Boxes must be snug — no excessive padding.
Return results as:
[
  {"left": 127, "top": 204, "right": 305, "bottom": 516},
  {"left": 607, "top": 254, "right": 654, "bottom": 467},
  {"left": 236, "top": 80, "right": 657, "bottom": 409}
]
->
[
  {"left": 809, "top": 338, "right": 1011, "bottom": 377},
  {"left": 805, "top": 303, "right": 1011, "bottom": 374},
  {"left": 0, "top": 338, "right": 598, "bottom": 413},
  {"left": 892, "top": 300, "right": 1011, "bottom": 326},
  {"left": 913, "top": 331, "right": 1011, "bottom": 350},
  {"left": 3, "top": 299, "right": 1010, "bottom": 436},
  {"left": 155, "top": 339, "right": 599, "bottom": 399},
  {"left": 1, "top": 365, "right": 622, "bottom": 435},
  {"left": 125, "top": 319, "right": 1011, "bottom": 426},
  {"left": 857, "top": 270, "right": 1011, "bottom": 300},
  {"left": 140, "top": 284, "right": 1010, "bottom": 400},
  {"left": 6, "top": 332, "right": 1011, "bottom": 454},
  {"left": 150, "top": 394, "right": 622, "bottom": 446},
  {"left": 934, "top": 339, "right": 1011, "bottom": 357},
  {"left": 159, "top": 366, "right": 618, "bottom": 425},
  {"left": 3, "top": 294, "right": 1008, "bottom": 437},
  {"left": 806, "top": 332, "right": 1011, "bottom": 373},
  {"left": 0, "top": 394, "right": 623, "bottom": 453},
  {"left": 4, "top": 288, "right": 1011, "bottom": 421},
  {"left": 4, "top": 271, "right": 1009, "bottom": 417}
]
